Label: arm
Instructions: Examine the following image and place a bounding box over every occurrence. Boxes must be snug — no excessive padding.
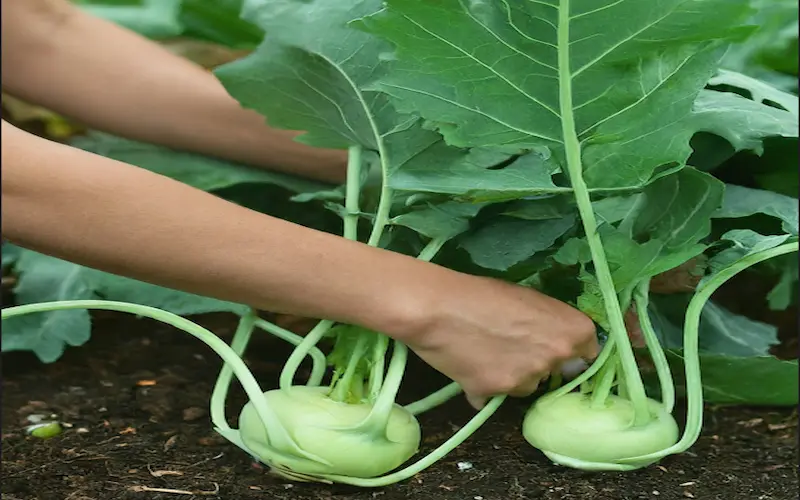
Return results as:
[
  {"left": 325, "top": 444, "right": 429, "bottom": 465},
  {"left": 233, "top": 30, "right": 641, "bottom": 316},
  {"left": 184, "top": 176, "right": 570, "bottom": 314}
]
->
[
  {"left": 2, "top": 121, "right": 598, "bottom": 404},
  {"left": 1, "top": 120, "right": 423, "bottom": 331},
  {"left": 0, "top": 0, "right": 347, "bottom": 183}
]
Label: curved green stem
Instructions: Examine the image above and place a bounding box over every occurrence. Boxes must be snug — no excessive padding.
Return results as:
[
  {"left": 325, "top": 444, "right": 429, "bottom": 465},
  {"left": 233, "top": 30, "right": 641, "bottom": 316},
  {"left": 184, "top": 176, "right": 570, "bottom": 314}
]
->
[
  {"left": 404, "top": 382, "right": 463, "bottom": 416},
  {"left": 550, "top": 338, "right": 616, "bottom": 399},
  {"left": 279, "top": 320, "right": 334, "bottom": 390},
  {"left": 366, "top": 183, "right": 392, "bottom": 247},
  {"left": 359, "top": 342, "right": 408, "bottom": 435},
  {"left": 548, "top": 373, "right": 564, "bottom": 392},
  {"left": 634, "top": 280, "right": 675, "bottom": 412},
  {"left": 330, "top": 334, "right": 369, "bottom": 403},
  {"left": 317, "top": 395, "right": 506, "bottom": 487},
  {"left": 211, "top": 310, "right": 258, "bottom": 432},
  {"left": 618, "top": 241, "right": 799, "bottom": 464},
  {"left": 253, "top": 318, "right": 327, "bottom": 386},
  {"left": 212, "top": 312, "right": 329, "bottom": 434},
  {"left": 556, "top": 1, "right": 649, "bottom": 425},
  {"left": 367, "top": 335, "right": 390, "bottom": 400},
  {"left": 590, "top": 356, "right": 617, "bottom": 408},
  {"left": 417, "top": 237, "right": 447, "bottom": 262},
  {"left": 0, "top": 300, "right": 326, "bottom": 464}
]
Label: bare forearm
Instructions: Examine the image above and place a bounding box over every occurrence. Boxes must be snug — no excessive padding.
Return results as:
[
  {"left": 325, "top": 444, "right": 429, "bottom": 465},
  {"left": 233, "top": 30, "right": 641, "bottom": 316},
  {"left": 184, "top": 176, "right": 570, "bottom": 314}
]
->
[
  {"left": 1, "top": 0, "right": 347, "bottom": 183},
  {"left": 1, "top": 122, "right": 439, "bottom": 337}
]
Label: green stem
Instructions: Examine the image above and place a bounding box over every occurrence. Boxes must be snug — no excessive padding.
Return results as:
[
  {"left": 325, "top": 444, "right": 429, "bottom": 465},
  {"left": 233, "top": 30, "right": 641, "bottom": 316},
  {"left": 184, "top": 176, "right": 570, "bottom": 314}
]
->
[
  {"left": 617, "top": 371, "right": 628, "bottom": 399},
  {"left": 548, "top": 373, "right": 564, "bottom": 392},
  {"left": 279, "top": 320, "right": 334, "bottom": 391},
  {"left": 344, "top": 145, "right": 363, "bottom": 242},
  {"left": 557, "top": 0, "right": 649, "bottom": 426},
  {"left": 359, "top": 341, "right": 408, "bottom": 435},
  {"left": 253, "top": 318, "right": 327, "bottom": 386},
  {"left": 211, "top": 310, "right": 258, "bottom": 432},
  {"left": 366, "top": 183, "right": 392, "bottom": 247},
  {"left": 590, "top": 356, "right": 617, "bottom": 408},
  {"left": 277, "top": 145, "right": 364, "bottom": 390},
  {"left": 404, "top": 382, "right": 463, "bottom": 416},
  {"left": 618, "top": 241, "right": 798, "bottom": 464},
  {"left": 550, "top": 338, "right": 617, "bottom": 399},
  {"left": 317, "top": 396, "right": 506, "bottom": 487},
  {"left": 634, "top": 281, "right": 675, "bottom": 412},
  {"left": 212, "top": 312, "right": 329, "bottom": 439},
  {"left": 1, "top": 300, "right": 326, "bottom": 464},
  {"left": 368, "top": 335, "right": 390, "bottom": 400},
  {"left": 357, "top": 237, "right": 447, "bottom": 426},
  {"left": 330, "top": 334, "right": 369, "bottom": 403},
  {"left": 417, "top": 238, "right": 446, "bottom": 262}
]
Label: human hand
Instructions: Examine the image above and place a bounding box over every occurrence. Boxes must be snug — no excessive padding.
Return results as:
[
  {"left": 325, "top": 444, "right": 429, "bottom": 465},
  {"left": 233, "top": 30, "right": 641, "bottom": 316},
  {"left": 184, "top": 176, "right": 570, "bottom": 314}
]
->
[{"left": 398, "top": 275, "right": 599, "bottom": 409}]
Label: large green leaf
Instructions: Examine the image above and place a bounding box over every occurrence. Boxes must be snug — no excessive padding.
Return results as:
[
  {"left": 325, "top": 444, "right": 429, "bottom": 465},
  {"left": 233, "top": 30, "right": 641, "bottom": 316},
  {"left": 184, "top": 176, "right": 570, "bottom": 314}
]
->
[
  {"left": 180, "top": 0, "right": 264, "bottom": 48},
  {"left": 71, "top": 132, "right": 327, "bottom": 194},
  {"left": 88, "top": 271, "right": 248, "bottom": 316},
  {"left": 631, "top": 168, "right": 724, "bottom": 250},
  {"left": 2, "top": 249, "right": 247, "bottom": 362},
  {"left": 645, "top": 295, "right": 797, "bottom": 406},
  {"left": 77, "top": 0, "right": 184, "bottom": 39},
  {"left": 713, "top": 184, "right": 799, "bottom": 236},
  {"left": 649, "top": 296, "right": 780, "bottom": 356},
  {"left": 708, "top": 229, "right": 795, "bottom": 274},
  {"left": 1, "top": 242, "right": 23, "bottom": 269},
  {"left": 215, "top": 0, "right": 413, "bottom": 154},
  {"left": 388, "top": 145, "right": 571, "bottom": 201},
  {"left": 708, "top": 69, "right": 798, "bottom": 116},
  {"left": 721, "top": 0, "right": 798, "bottom": 93},
  {"left": 767, "top": 257, "right": 799, "bottom": 311},
  {"left": 649, "top": 352, "right": 799, "bottom": 406},
  {"left": 3, "top": 252, "right": 95, "bottom": 362},
  {"left": 690, "top": 89, "right": 798, "bottom": 155},
  {"left": 459, "top": 215, "right": 575, "bottom": 271},
  {"left": 391, "top": 202, "right": 486, "bottom": 241},
  {"left": 360, "top": 0, "right": 753, "bottom": 188}
]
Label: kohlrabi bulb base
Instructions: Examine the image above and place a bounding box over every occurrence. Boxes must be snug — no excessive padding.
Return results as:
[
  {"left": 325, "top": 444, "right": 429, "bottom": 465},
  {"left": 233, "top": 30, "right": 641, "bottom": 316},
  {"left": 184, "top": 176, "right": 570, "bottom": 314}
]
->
[
  {"left": 238, "top": 386, "right": 421, "bottom": 479},
  {"left": 541, "top": 450, "right": 656, "bottom": 471},
  {"left": 523, "top": 392, "right": 679, "bottom": 470}
]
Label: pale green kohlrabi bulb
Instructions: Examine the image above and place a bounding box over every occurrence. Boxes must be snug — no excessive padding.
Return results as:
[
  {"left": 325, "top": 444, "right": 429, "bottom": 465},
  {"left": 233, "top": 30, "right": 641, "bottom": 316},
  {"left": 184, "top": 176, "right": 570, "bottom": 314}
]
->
[
  {"left": 523, "top": 392, "right": 679, "bottom": 470},
  {"left": 239, "top": 385, "right": 421, "bottom": 478}
]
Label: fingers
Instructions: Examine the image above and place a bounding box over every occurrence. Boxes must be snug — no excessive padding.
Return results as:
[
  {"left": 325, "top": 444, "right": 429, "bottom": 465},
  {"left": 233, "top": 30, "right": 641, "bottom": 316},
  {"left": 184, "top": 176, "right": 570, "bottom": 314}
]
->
[
  {"left": 507, "top": 376, "right": 541, "bottom": 398},
  {"left": 466, "top": 393, "right": 487, "bottom": 410},
  {"left": 578, "top": 336, "right": 600, "bottom": 360},
  {"left": 466, "top": 374, "right": 543, "bottom": 409}
]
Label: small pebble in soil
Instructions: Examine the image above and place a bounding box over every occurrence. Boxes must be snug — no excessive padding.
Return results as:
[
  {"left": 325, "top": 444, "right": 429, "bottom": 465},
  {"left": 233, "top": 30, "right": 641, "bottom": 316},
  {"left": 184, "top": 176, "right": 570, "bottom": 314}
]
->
[{"left": 457, "top": 461, "right": 473, "bottom": 471}]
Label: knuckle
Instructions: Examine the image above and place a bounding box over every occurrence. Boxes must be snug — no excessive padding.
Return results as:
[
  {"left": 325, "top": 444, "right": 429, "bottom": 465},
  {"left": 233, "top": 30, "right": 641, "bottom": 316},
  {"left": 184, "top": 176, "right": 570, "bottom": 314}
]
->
[
  {"left": 484, "top": 374, "right": 520, "bottom": 395},
  {"left": 575, "top": 314, "right": 598, "bottom": 340},
  {"left": 553, "top": 342, "right": 575, "bottom": 360}
]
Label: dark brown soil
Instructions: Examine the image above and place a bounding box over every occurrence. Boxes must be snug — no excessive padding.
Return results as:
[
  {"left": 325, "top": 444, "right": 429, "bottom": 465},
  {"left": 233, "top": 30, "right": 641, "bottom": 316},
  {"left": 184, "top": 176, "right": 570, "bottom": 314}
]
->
[{"left": 2, "top": 313, "right": 797, "bottom": 500}]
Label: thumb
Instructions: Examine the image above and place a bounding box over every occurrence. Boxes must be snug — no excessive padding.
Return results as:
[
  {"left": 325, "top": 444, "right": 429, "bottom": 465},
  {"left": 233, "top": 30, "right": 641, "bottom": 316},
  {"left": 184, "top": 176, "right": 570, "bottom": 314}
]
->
[{"left": 466, "top": 393, "right": 487, "bottom": 410}]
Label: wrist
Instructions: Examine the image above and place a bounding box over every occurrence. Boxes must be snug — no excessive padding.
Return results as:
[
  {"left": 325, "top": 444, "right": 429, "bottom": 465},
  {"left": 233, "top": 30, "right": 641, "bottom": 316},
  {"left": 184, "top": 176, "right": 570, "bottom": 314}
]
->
[{"left": 343, "top": 253, "right": 459, "bottom": 345}]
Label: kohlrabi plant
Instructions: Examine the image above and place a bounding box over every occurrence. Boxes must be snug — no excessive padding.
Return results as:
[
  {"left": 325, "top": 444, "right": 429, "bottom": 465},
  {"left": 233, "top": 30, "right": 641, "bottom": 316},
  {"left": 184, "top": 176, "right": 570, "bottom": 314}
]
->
[
  {"left": 1, "top": 145, "right": 505, "bottom": 486},
  {"left": 5, "top": 0, "right": 799, "bottom": 487}
]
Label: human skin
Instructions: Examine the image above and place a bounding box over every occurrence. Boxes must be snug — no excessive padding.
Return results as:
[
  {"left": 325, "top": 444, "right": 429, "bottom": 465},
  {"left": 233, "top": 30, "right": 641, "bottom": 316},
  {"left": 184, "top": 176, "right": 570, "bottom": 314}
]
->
[{"left": 1, "top": 0, "right": 599, "bottom": 407}]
